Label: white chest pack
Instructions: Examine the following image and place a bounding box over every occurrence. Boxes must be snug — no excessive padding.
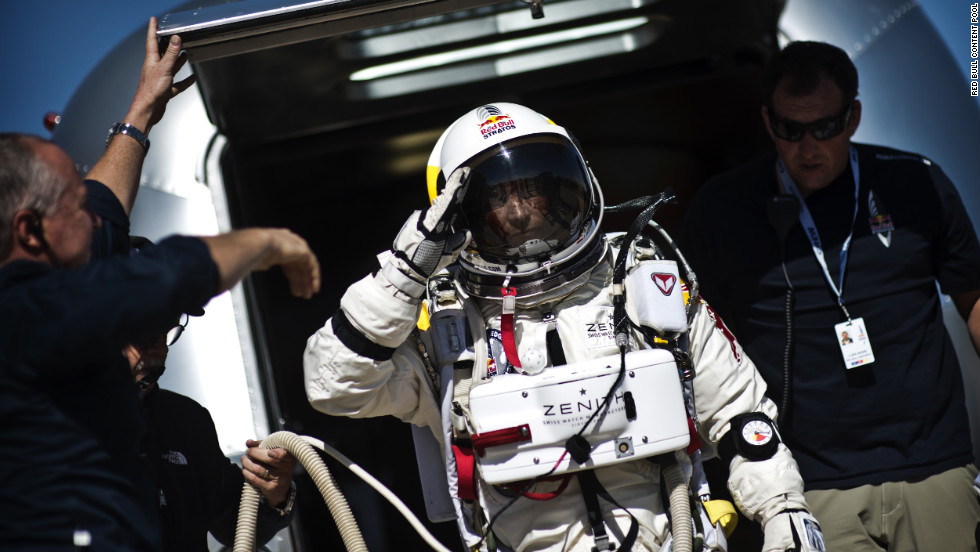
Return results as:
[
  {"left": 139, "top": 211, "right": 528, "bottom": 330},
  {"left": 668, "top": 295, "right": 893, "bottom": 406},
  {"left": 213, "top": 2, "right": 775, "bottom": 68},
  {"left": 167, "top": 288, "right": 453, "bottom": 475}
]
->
[{"left": 468, "top": 348, "right": 690, "bottom": 484}]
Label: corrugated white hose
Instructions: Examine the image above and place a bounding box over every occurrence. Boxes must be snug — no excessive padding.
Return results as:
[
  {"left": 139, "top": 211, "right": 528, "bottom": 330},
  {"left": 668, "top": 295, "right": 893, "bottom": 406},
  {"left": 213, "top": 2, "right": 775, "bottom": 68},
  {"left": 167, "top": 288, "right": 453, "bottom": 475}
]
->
[
  {"left": 234, "top": 431, "right": 366, "bottom": 552},
  {"left": 663, "top": 463, "right": 693, "bottom": 552},
  {"left": 234, "top": 431, "right": 453, "bottom": 552}
]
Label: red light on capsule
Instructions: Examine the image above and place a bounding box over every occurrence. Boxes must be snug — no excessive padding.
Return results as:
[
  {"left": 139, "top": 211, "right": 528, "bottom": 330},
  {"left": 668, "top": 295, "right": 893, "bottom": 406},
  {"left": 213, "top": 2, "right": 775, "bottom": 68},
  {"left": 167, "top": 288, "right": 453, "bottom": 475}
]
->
[{"left": 43, "top": 112, "right": 62, "bottom": 132}]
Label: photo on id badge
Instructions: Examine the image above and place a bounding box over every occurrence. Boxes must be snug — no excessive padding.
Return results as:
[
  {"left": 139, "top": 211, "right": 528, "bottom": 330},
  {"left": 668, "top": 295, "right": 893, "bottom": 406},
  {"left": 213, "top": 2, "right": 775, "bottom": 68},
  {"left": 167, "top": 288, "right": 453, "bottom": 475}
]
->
[{"left": 835, "top": 317, "right": 875, "bottom": 369}]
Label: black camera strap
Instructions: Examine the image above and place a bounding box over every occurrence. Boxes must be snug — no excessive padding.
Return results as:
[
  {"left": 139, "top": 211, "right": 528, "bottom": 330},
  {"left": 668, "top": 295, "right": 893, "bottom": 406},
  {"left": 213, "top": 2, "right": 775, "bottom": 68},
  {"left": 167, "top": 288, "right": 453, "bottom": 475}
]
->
[{"left": 578, "top": 469, "right": 639, "bottom": 552}]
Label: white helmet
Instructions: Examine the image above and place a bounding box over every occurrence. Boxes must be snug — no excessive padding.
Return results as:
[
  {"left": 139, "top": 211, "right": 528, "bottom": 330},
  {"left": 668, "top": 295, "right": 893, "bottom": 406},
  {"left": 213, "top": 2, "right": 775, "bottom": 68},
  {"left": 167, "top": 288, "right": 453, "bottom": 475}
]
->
[{"left": 427, "top": 103, "right": 605, "bottom": 296}]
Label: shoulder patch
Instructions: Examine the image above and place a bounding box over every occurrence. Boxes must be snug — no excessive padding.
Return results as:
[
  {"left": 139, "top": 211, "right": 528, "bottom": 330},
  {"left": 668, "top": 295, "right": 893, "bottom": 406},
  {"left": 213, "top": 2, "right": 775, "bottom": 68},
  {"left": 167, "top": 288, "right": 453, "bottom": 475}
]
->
[
  {"left": 703, "top": 303, "right": 742, "bottom": 364},
  {"left": 868, "top": 190, "right": 894, "bottom": 248}
]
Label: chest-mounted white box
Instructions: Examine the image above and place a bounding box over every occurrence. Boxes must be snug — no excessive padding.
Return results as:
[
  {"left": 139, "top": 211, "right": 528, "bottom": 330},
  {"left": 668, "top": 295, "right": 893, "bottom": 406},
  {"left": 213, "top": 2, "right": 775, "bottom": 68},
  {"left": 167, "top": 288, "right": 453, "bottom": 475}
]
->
[{"left": 468, "top": 348, "right": 690, "bottom": 485}]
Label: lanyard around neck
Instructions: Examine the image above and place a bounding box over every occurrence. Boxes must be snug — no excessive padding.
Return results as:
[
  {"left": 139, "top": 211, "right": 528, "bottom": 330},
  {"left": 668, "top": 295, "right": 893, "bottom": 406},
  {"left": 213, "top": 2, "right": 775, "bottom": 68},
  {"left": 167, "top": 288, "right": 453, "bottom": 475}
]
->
[{"left": 776, "top": 146, "right": 860, "bottom": 320}]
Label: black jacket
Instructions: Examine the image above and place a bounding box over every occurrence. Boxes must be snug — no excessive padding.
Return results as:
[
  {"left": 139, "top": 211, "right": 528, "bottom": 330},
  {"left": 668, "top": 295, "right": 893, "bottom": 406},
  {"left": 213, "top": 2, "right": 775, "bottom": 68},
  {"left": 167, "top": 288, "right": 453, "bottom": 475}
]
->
[{"left": 142, "top": 387, "right": 292, "bottom": 551}]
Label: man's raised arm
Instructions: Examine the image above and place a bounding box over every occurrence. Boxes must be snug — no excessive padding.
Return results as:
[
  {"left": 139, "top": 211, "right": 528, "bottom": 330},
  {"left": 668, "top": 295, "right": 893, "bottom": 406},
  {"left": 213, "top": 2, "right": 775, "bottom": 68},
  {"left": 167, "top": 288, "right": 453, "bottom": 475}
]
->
[
  {"left": 200, "top": 228, "right": 321, "bottom": 299},
  {"left": 86, "top": 17, "right": 196, "bottom": 216}
]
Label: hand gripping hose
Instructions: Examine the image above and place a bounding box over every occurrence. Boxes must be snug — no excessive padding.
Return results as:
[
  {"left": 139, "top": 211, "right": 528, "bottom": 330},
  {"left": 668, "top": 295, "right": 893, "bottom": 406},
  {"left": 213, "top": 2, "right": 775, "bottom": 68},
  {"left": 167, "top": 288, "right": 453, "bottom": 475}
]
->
[{"left": 234, "top": 431, "right": 453, "bottom": 552}]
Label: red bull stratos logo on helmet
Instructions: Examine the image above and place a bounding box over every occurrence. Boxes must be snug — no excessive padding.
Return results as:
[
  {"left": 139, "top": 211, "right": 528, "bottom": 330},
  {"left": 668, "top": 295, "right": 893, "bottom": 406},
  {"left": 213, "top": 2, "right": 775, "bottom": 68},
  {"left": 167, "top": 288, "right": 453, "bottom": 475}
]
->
[{"left": 477, "top": 105, "right": 517, "bottom": 139}]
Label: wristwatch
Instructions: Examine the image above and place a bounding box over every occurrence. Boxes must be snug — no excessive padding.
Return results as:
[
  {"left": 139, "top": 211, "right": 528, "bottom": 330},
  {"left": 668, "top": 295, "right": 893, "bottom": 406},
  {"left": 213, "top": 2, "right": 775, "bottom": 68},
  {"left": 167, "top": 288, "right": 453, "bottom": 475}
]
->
[
  {"left": 105, "top": 122, "right": 150, "bottom": 151},
  {"left": 267, "top": 481, "right": 297, "bottom": 517},
  {"left": 721, "top": 412, "right": 780, "bottom": 461}
]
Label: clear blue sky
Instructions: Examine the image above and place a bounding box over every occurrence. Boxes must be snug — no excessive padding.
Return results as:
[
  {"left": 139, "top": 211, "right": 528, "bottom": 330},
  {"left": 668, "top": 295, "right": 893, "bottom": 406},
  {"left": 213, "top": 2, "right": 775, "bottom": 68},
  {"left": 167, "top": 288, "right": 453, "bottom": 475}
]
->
[
  {"left": 0, "top": 0, "right": 975, "bottom": 136},
  {"left": 0, "top": 1, "right": 188, "bottom": 135}
]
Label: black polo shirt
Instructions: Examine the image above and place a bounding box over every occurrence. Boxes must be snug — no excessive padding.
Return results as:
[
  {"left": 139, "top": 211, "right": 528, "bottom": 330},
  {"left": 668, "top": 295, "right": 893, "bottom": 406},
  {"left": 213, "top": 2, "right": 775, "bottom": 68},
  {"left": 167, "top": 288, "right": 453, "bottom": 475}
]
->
[
  {"left": 0, "top": 180, "right": 218, "bottom": 550},
  {"left": 681, "top": 144, "right": 980, "bottom": 490}
]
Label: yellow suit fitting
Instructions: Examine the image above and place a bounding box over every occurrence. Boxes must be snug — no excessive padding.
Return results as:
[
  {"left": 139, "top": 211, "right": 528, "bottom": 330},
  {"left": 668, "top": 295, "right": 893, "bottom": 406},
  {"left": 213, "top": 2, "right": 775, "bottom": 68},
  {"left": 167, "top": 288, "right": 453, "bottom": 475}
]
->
[{"left": 702, "top": 499, "right": 738, "bottom": 538}]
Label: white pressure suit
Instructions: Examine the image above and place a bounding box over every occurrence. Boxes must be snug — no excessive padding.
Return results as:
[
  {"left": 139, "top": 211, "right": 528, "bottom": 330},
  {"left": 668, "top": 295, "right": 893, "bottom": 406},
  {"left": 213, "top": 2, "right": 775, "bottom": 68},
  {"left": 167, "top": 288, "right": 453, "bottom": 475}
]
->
[{"left": 303, "top": 102, "right": 819, "bottom": 552}]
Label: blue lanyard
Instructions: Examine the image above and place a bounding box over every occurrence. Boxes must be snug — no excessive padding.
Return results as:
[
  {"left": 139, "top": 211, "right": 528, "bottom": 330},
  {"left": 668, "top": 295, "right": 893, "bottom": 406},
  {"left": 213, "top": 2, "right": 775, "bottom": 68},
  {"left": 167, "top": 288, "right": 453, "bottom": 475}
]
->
[{"left": 776, "top": 146, "right": 860, "bottom": 321}]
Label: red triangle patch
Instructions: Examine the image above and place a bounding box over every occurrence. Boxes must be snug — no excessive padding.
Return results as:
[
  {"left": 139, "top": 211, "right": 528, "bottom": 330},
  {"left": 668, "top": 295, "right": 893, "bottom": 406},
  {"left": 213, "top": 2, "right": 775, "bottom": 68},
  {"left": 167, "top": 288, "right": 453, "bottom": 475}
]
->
[{"left": 652, "top": 273, "right": 676, "bottom": 295}]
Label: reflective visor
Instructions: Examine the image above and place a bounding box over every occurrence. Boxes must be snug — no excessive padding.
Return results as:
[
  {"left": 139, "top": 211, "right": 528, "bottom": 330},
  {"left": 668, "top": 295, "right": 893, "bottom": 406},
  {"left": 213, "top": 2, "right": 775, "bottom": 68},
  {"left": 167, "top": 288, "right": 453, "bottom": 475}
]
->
[{"left": 458, "top": 134, "right": 592, "bottom": 265}]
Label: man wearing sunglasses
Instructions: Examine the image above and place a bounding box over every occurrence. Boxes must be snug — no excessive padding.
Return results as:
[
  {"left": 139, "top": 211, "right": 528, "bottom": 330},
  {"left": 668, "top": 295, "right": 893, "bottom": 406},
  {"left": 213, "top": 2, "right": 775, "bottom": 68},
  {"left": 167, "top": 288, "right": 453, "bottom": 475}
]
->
[{"left": 681, "top": 41, "right": 980, "bottom": 551}]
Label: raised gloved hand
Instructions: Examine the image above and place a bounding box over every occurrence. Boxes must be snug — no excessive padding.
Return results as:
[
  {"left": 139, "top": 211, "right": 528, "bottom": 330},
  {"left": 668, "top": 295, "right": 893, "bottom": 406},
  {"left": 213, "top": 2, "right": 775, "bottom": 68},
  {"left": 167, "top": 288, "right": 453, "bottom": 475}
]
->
[
  {"left": 384, "top": 167, "right": 471, "bottom": 297},
  {"left": 763, "top": 510, "right": 826, "bottom": 552}
]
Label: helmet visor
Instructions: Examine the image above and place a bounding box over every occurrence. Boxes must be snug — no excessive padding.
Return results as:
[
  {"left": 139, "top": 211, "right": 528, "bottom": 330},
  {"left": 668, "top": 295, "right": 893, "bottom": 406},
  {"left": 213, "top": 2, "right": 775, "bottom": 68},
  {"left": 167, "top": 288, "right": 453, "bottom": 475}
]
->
[{"left": 458, "top": 134, "right": 592, "bottom": 265}]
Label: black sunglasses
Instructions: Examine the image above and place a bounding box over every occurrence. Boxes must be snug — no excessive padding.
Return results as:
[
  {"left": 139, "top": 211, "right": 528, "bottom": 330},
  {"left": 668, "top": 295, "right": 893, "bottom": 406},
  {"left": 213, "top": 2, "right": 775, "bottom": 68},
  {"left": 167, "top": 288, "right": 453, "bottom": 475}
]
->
[
  {"left": 769, "top": 102, "right": 853, "bottom": 142},
  {"left": 165, "top": 313, "right": 189, "bottom": 346}
]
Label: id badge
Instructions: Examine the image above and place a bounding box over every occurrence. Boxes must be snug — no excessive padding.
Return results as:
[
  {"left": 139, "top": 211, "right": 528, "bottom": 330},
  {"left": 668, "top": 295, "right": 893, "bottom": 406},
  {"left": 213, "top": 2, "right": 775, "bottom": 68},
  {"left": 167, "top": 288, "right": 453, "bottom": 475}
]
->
[{"left": 835, "top": 317, "right": 875, "bottom": 369}]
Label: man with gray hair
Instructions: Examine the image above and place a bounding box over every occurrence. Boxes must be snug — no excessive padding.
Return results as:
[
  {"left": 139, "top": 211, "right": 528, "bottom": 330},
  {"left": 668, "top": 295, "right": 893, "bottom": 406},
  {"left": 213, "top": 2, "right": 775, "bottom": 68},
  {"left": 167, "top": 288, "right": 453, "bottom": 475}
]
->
[{"left": 0, "top": 18, "right": 320, "bottom": 551}]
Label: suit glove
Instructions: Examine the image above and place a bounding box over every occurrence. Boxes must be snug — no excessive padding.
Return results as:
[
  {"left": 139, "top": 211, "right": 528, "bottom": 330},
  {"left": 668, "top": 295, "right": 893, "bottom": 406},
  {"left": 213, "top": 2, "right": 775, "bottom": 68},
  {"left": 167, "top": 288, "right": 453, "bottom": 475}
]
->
[
  {"left": 384, "top": 167, "right": 471, "bottom": 297},
  {"left": 763, "top": 510, "right": 826, "bottom": 552}
]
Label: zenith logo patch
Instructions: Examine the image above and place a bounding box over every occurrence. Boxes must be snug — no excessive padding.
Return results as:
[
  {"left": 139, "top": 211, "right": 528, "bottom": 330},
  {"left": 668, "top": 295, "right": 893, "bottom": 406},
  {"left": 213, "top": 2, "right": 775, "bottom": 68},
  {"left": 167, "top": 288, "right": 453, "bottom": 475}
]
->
[{"left": 651, "top": 273, "right": 676, "bottom": 295}]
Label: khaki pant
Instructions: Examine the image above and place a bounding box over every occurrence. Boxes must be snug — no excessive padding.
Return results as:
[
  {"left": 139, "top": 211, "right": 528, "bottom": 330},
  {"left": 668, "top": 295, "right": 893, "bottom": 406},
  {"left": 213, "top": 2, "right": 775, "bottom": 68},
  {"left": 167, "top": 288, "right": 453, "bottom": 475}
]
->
[{"left": 805, "top": 464, "right": 980, "bottom": 552}]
